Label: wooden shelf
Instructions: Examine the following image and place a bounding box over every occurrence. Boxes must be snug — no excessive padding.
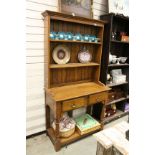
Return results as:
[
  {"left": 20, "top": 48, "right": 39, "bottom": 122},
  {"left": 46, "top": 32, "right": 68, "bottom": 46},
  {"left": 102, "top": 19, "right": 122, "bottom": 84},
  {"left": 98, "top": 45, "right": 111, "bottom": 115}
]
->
[
  {"left": 50, "top": 63, "right": 100, "bottom": 69},
  {"left": 107, "top": 82, "right": 128, "bottom": 87},
  {"left": 47, "top": 127, "right": 101, "bottom": 146},
  {"left": 111, "top": 40, "right": 129, "bottom": 44},
  {"left": 44, "top": 11, "right": 109, "bottom": 151},
  {"left": 105, "top": 97, "right": 128, "bottom": 106},
  {"left": 108, "top": 63, "right": 129, "bottom": 67},
  {"left": 50, "top": 39, "right": 101, "bottom": 45},
  {"left": 103, "top": 110, "right": 129, "bottom": 124},
  {"left": 46, "top": 82, "right": 110, "bottom": 102}
]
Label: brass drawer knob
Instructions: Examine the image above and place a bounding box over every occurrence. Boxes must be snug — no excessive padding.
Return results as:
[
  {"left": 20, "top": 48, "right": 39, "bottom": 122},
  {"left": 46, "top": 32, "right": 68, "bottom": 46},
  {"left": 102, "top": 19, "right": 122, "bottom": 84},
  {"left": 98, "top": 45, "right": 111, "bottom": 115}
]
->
[
  {"left": 96, "top": 98, "right": 100, "bottom": 102},
  {"left": 71, "top": 104, "right": 76, "bottom": 108}
]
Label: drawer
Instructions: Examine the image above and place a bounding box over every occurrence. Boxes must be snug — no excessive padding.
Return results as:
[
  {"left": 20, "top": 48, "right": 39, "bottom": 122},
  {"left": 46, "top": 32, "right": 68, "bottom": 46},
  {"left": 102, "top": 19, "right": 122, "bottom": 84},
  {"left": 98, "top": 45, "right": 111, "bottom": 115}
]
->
[
  {"left": 89, "top": 92, "right": 107, "bottom": 105},
  {"left": 62, "top": 97, "right": 87, "bottom": 112}
]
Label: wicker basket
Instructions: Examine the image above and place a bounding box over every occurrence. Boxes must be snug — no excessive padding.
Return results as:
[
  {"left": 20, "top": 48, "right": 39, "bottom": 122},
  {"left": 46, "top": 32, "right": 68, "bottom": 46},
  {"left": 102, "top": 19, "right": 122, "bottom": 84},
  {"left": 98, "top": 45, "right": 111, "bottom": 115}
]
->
[
  {"left": 52, "top": 122, "right": 75, "bottom": 138},
  {"left": 60, "top": 127, "right": 75, "bottom": 138}
]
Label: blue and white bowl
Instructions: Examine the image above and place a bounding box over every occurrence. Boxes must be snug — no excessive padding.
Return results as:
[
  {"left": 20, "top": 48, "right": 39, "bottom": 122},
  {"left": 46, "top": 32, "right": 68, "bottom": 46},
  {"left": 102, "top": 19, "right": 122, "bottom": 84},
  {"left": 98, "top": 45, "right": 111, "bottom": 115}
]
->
[
  {"left": 65, "top": 32, "right": 73, "bottom": 40},
  {"left": 57, "top": 32, "right": 65, "bottom": 40},
  {"left": 83, "top": 35, "right": 89, "bottom": 41},
  {"left": 89, "top": 35, "right": 96, "bottom": 42},
  {"left": 50, "top": 31, "right": 57, "bottom": 40},
  {"left": 74, "top": 33, "right": 82, "bottom": 41}
]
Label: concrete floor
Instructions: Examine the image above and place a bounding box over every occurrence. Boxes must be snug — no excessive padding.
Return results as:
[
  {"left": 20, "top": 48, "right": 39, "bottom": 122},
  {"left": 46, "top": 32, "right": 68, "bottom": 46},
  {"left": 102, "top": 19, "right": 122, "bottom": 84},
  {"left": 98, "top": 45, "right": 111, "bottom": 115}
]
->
[{"left": 26, "top": 116, "right": 128, "bottom": 155}]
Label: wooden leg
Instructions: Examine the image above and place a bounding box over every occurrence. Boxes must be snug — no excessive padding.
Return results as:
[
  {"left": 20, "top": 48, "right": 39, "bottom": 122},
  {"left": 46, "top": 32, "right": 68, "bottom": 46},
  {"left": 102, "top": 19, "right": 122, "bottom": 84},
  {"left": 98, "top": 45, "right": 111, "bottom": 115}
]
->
[
  {"left": 100, "top": 101, "right": 105, "bottom": 122},
  {"left": 86, "top": 105, "right": 92, "bottom": 115},
  {"left": 100, "top": 101, "right": 105, "bottom": 129},
  {"left": 54, "top": 101, "right": 62, "bottom": 151},
  {"left": 54, "top": 139, "right": 61, "bottom": 152},
  {"left": 46, "top": 105, "right": 50, "bottom": 129}
]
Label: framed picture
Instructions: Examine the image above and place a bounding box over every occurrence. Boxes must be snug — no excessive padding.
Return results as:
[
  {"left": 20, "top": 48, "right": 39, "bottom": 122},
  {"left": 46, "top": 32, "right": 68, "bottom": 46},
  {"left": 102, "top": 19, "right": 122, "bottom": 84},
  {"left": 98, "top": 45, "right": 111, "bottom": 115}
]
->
[
  {"left": 108, "top": 0, "right": 129, "bottom": 17},
  {"left": 59, "top": 0, "right": 93, "bottom": 18}
]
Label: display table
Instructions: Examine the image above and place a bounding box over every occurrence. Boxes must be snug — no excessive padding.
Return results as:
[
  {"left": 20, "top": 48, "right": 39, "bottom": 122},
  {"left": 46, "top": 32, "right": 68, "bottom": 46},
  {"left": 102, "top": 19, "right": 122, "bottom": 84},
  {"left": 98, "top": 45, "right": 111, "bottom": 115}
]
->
[{"left": 94, "top": 121, "right": 129, "bottom": 155}]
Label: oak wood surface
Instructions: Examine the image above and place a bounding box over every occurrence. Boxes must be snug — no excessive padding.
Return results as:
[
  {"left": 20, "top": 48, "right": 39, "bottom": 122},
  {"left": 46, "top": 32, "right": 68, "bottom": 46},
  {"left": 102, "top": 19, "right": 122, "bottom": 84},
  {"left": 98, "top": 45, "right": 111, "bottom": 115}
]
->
[
  {"left": 60, "top": 128, "right": 101, "bottom": 145},
  {"left": 89, "top": 92, "right": 108, "bottom": 105},
  {"left": 62, "top": 97, "right": 87, "bottom": 112},
  {"left": 50, "top": 39, "right": 101, "bottom": 44},
  {"left": 46, "top": 82, "right": 110, "bottom": 102},
  {"left": 50, "top": 62, "right": 100, "bottom": 68},
  {"left": 42, "top": 10, "right": 107, "bottom": 27}
]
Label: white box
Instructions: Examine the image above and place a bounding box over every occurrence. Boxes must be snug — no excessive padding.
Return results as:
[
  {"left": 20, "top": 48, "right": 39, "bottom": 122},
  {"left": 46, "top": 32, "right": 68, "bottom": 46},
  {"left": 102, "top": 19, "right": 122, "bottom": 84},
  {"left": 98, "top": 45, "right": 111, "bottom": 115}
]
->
[{"left": 113, "top": 75, "right": 126, "bottom": 83}]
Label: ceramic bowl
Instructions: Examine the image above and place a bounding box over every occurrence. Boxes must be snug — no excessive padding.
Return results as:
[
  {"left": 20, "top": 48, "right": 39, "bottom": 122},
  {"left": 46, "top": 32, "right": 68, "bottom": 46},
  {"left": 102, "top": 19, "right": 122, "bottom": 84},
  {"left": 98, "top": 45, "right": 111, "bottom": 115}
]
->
[
  {"left": 112, "top": 55, "right": 117, "bottom": 58},
  {"left": 52, "top": 45, "right": 70, "bottom": 64},
  {"left": 120, "top": 57, "right": 127, "bottom": 63},
  {"left": 109, "top": 53, "right": 113, "bottom": 63},
  {"left": 57, "top": 32, "right": 65, "bottom": 40},
  {"left": 65, "top": 32, "right": 73, "bottom": 40},
  {"left": 111, "top": 57, "right": 117, "bottom": 64},
  {"left": 74, "top": 33, "right": 82, "bottom": 41},
  {"left": 83, "top": 34, "right": 89, "bottom": 41},
  {"left": 50, "top": 31, "right": 57, "bottom": 39},
  {"left": 89, "top": 35, "right": 96, "bottom": 42},
  {"left": 116, "top": 57, "right": 121, "bottom": 64}
]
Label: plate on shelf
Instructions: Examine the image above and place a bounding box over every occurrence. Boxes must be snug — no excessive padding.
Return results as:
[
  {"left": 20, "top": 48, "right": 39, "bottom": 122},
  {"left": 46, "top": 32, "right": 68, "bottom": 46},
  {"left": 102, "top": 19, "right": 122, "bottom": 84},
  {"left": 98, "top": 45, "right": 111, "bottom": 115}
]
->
[
  {"left": 52, "top": 45, "right": 70, "bottom": 64},
  {"left": 78, "top": 47, "right": 92, "bottom": 63}
]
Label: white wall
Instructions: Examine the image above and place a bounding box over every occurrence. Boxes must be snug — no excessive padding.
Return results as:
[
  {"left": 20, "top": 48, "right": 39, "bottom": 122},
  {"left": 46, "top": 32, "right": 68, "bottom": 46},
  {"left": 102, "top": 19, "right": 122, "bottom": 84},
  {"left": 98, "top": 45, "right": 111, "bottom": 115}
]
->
[{"left": 26, "top": 0, "right": 108, "bottom": 136}]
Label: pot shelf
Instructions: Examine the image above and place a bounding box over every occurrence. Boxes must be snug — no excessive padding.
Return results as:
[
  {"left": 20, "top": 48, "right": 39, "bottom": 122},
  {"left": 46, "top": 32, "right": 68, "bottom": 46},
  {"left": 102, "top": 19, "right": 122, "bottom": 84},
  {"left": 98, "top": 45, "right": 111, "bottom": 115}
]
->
[
  {"left": 105, "top": 97, "right": 128, "bottom": 106},
  {"left": 103, "top": 110, "right": 129, "bottom": 124},
  {"left": 108, "top": 63, "right": 129, "bottom": 67},
  {"left": 111, "top": 40, "right": 129, "bottom": 44},
  {"left": 50, "top": 63, "right": 100, "bottom": 69},
  {"left": 50, "top": 39, "right": 101, "bottom": 45},
  {"left": 47, "top": 126, "right": 101, "bottom": 147}
]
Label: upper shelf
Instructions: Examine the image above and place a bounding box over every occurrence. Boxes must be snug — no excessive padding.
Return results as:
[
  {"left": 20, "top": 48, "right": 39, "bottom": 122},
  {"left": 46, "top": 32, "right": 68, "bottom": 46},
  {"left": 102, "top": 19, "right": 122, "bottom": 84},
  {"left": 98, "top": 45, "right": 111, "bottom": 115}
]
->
[
  {"left": 108, "top": 63, "right": 129, "bottom": 67},
  {"left": 50, "top": 39, "right": 102, "bottom": 45},
  {"left": 50, "top": 63, "right": 100, "bottom": 69},
  {"left": 42, "top": 10, "right": 107, "bottom": 27},
  {"left": 111, "top": 40, "right": 129, "bottom": 44}
]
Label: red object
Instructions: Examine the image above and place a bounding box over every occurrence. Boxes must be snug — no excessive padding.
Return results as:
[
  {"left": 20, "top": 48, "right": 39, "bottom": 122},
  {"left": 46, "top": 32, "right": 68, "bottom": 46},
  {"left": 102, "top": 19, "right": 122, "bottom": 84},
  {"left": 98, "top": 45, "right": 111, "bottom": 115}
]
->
[{"left": 105, "top": 107, "right": 116, "bottom": 117}]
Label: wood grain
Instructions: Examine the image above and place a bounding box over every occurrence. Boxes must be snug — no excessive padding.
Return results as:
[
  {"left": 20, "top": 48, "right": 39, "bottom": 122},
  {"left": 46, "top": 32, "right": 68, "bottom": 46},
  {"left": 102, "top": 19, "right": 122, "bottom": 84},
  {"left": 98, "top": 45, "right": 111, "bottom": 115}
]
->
[{"left": 46, "top": 82, "right": 110, "bottom": 102}]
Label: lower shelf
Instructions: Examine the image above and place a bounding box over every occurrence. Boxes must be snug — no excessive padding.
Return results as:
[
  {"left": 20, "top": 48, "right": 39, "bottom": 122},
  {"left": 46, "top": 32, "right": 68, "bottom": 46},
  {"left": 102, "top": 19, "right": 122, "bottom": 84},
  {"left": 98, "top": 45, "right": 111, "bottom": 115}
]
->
[
  {"left": 47, "top": 126, "right": 101, "bottom": 146},
  {"left": 103, "top": 110, "right": 129, "bottom": 124},
  {"left": 105, "top": 97, "right": 127, "bottom": 106},
  {"left": 107, "top": 82, "right": 128, "bottom": 87}
]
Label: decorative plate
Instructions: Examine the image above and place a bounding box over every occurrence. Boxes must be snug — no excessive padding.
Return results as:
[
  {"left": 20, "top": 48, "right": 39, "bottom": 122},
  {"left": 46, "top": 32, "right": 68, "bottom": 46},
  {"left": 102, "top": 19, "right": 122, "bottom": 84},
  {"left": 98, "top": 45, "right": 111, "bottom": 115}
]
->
[
  {"left": 78, "top": 47, "right": 92, "bottom": 63},
  {"left": 52, "top": 45, "right": 70, "bottom": 64}
]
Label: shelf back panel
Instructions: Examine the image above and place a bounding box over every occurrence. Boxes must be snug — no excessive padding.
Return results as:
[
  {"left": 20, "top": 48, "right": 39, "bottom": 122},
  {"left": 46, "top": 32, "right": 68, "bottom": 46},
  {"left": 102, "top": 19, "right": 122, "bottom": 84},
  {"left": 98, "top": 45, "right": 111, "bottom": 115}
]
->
[
  {"left": 50, "top": 67, "right": 98, "bottom": 87},
  {"left": 50, "top": 43, "right": 101, "bottom": 64},
  {"left": 50, "top": 20, "right": 102, "bottom": 39}
]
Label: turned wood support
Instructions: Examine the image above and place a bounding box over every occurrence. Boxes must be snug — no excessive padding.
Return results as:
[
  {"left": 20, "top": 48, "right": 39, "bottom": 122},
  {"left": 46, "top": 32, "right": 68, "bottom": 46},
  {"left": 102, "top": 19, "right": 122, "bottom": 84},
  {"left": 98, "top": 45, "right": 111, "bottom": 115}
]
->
[{"left": 54, "top": 101, "right": 62, "bottom": 151}]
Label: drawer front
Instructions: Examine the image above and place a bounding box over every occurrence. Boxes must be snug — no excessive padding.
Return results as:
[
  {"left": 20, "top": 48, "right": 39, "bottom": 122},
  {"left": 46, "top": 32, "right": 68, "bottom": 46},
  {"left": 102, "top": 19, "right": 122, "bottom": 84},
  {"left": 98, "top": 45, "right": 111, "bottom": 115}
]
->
[
  {"left": 89, "top": 92, "right": 107, "bottom": 105},
  {"left": 62, "top": 97, "right": 87, "bottom": 112}
]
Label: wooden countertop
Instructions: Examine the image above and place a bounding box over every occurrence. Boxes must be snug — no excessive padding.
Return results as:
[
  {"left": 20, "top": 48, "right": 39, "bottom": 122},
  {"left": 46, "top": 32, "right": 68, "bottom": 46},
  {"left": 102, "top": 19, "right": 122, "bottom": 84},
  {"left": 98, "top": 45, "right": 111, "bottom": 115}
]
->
[{"left": 46, "top": 82, "right": 110, "bottom": 102}]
